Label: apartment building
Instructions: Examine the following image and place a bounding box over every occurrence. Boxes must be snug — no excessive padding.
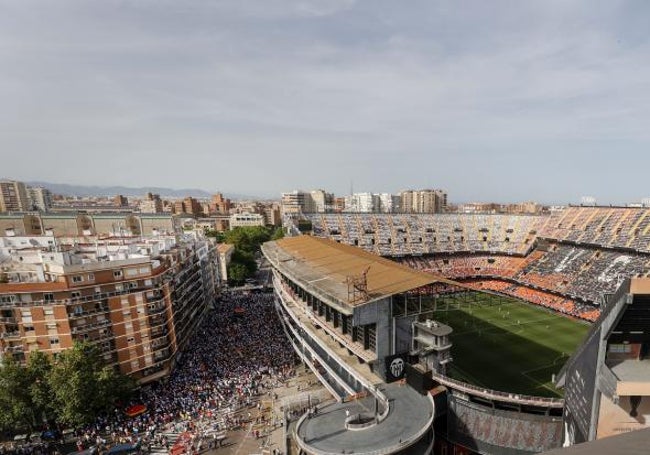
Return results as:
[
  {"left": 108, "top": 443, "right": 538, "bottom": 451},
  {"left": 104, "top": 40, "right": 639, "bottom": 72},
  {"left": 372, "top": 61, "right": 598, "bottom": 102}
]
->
[
  {"left": 0, "top": 234, "right": 219, "bottom": 383},
  {"left": 229, "top": 212, "right": 265, "bottom": 228},
  {"left": 27, "top": 187, "right": 53, "bottom": 212},
  {"left": 0, "top": 180, "right": 30, "bottom": 212},
  {"left": 400, "top": 189, "right": 448, "bottom": 214},
  {"left": 0, "top": 212, "right": 180, "bottom": 238}
]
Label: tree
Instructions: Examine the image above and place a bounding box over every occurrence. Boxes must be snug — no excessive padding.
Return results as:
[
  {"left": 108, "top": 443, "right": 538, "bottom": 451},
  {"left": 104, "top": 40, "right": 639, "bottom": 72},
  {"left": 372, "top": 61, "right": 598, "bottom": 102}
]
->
[
  {"left": 227, "top": 262, "right": 249, "bottom": 285},
  {"left": 49, "top": 342, "right": 135, "bottom": 427},
  {"left": 0, "top": 356, "right": 35, "bottom": 431},
  {"left": 27, "top": 351, "right": 54, "bottom": 426},
  {"left": 222, "top": 226, "right": 272, "bottom": 254},
  {"left": 271, "top": 227, "right": 285, "bottom": 240}
]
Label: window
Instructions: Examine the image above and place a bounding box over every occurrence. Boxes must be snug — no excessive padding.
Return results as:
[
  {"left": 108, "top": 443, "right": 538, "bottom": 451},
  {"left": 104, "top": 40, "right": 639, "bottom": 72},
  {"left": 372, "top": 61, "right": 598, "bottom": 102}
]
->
[
  {"left": 24, "top": 325, "right": 35, "bottom": 332},
  {"left": 72, "top": 275, "right": 83, "bottom": 283},
  {"left": 115, "top": 284, "right": 123, "bottom": 292},
  {"left": 113, "top": 270, "right": 123, "bottom": 278},
  {"left": 87, "top": 273, "right": 95, "bottom": 281},
  {"left": 126, "top": 268, "right": 138, "bottom": 277},
  {"left": 49, "top": 338, "right": 60, "bottom": 345},
  {"left": 44, "top": 293, "right": 54, "bottom": 302},
  {"left": 46, "top": 322, "right": 57, "bottom": 330},
  {"left": 0, "top": 295, "right": 16, "bottom": 304},
  {"left": 127, "top": 336, "right": 135, "bottom": 343},
  {"left": 44, "top": 307, "right": 54, "bottom": 316},
  {"left": 71, "top": 291, "right": 81, "bottom": 299}
]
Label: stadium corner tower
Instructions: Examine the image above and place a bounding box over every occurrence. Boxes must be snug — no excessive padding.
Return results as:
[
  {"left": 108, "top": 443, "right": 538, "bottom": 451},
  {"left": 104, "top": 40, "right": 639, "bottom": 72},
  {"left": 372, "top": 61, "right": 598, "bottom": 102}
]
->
[{"left": 263, "top": 236, "right": 567, "bottom": 455}]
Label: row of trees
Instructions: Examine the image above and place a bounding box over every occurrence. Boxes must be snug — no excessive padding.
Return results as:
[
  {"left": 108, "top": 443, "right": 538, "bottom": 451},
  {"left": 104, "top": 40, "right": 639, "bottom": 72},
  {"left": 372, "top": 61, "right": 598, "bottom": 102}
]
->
[
  {"left": 0, "top": 343, "right": 135, "bottom": 433},
  {"left": 206, "top": 225, "right": 283, "bottom": 285}
]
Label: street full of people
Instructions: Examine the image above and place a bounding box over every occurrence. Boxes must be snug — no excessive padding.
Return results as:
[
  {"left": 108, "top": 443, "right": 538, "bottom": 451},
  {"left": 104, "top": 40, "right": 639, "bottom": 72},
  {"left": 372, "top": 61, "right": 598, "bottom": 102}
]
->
[{"left": 4, "top": 290, "right": 297, "bottom": 455}]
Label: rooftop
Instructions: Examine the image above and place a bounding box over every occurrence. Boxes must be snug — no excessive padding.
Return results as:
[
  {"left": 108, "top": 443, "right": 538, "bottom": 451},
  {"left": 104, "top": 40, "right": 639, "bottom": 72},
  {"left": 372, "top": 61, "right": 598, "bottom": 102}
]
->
[
  {"left": 295, "top": 383, "right": 433, "bottom": 455},
  {"left": 263, "top": 236, "right": 454, "bottom": 308}
]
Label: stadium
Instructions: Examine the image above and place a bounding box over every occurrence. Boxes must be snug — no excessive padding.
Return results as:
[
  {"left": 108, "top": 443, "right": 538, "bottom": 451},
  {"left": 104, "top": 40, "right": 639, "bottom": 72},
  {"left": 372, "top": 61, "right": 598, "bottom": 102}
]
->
[{"left": 265, "top": 206, "right": 650, "bottom": 454}]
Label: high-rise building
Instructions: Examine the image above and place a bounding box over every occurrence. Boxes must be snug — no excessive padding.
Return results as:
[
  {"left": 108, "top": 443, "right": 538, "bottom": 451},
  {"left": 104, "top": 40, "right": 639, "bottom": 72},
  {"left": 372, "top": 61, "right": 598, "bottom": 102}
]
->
[
  {"left": 399, "top": 189, "right": 447, "bottom": 214},
  {"left": 281, "top": 190, "right": 310, "bottom": 216},
  {"left": 309, "top": 190, "right": 334, "bottom": 213},
  {"left": 377, "top": 193, "right": 400, "bottom": 213},
  {"left": 0, "top": 234, "right": 219, "bottom": 383},
  {"left": 27, "top": 187, "right": 53, "bottom": 212},
  {"left": 344, "top": 192, "right": 378, "bottom": 213},
  {"left": 264, "top": 204, "right": 282, "bottom": 226},
  {"left": 140, "top": 193, "right": 163, "bottom": 214},
  {"left": 0, "top": 180, "right": 30, "bottom": 212},
  {"left": 114, "top": 195, "right": 129, "bottom": 207},
  {"left": 183, "top": 197, "right": 203, "bottom": 216},
  {"left": 210, "top": 193, "right": 232, "bottom": 215}
]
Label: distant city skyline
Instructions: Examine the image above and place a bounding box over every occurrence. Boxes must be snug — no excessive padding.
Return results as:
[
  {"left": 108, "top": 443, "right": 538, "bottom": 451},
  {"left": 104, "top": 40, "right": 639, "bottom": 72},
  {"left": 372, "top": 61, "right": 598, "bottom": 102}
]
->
[{"left": 2, "top": 1, "right": 650, "bottom": 204}]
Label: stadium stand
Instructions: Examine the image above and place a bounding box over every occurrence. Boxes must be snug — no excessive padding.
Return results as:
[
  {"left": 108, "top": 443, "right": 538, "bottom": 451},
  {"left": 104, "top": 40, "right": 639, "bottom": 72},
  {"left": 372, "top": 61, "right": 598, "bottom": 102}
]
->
[
  {"left": 304, "top": 208, "right": 650, "bottom": 322},
  {"left": 307, "top": 213, "right": 546, "bottom": 256}
]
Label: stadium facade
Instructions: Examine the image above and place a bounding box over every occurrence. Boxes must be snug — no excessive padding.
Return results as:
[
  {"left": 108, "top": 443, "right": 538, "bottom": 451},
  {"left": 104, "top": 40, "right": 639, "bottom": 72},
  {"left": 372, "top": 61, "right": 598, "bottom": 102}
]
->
[{"left": 263, "top": 236, "right": 440, "bottom": 454}]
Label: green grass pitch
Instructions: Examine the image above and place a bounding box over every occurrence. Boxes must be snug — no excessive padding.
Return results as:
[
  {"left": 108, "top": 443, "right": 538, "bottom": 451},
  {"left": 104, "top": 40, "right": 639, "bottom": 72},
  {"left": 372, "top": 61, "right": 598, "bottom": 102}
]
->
[{"left": 430, "top": 292, "right": 590, "bottom": 398}]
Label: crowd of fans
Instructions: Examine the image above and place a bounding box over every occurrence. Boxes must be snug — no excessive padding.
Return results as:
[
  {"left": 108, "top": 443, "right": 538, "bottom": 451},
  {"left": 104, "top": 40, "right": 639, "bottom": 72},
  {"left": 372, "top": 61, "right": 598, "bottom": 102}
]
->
[
  {"left": 308, "top": 213, "right": 542, "bottom": 256},
  {"left": 400, "top": 238, "right": 650, "bottom": 320},
  {"left": 1, "top": 291, "right": 296, "bottom": 455},
  {"left": 542, "top": 206, "right": 650, "bottom": 252}
]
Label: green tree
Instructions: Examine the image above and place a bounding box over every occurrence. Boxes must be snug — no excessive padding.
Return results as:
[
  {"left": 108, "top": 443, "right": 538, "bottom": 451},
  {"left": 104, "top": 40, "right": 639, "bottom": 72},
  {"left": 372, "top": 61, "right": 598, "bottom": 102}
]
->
[
  {"left": 49, "top": 342, "right": 135, "bottom": 427},
  {"left": 227, "top": 262, "right": 249, "bottom": 285},
  {"left": 0, "top": 356, "right": 35, "bottom": 431},
  {"left": 271, "top": 227, "right": 285, "bottom": 240},
  {"left": 223, "top": 226, "right": 272, "bottom": 254},
  {"left": 204, "top": 228, "right": 225, "bottom": 242},
  {"left": 27, "top": 351, "right": 55, "bottom": 426}
]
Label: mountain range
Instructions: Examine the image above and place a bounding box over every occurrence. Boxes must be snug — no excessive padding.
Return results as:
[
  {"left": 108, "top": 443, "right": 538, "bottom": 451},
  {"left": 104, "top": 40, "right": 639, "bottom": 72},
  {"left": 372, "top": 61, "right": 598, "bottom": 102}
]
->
[{"left": 26, "top": 181, "right": 260, "bottom": 200}]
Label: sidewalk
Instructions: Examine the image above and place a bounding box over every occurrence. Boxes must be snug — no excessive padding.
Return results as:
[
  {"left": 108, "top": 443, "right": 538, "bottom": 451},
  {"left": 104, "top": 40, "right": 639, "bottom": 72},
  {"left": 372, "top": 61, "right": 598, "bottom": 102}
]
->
[{"left": 205, "top": 365, "right": 330, "bottom": 455}]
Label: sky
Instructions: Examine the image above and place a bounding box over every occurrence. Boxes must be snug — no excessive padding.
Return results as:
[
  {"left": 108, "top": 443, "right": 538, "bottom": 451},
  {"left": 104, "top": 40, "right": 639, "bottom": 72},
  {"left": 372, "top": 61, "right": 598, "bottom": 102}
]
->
[{"left": 1, "top": 0, "right": 650, "bottom": 204}]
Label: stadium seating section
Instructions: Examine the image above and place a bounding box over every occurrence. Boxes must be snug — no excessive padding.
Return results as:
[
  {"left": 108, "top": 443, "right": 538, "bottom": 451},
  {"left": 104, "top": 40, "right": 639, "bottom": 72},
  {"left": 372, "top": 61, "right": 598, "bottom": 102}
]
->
[{"left": 304, "top": 207, "right": 650, "bottom": 322}]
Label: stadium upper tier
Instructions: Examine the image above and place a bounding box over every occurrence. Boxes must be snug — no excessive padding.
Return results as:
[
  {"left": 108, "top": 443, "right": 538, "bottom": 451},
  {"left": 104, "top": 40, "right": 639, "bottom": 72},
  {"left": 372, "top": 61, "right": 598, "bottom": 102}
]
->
[
  {"left": 306, "top": 213, "right": 546, "bottom": 256},
  {"left": 305, "top": 207, "right": 650, "bottom": 255},
  {"left": 541, "top": 206, "right": 650, "bottom": 252}
]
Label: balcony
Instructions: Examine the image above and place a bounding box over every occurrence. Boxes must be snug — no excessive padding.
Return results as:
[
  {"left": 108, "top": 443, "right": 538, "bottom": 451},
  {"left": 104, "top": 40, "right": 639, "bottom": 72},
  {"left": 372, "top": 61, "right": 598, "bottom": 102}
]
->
[
  {"left": 0, "top": 316, "right": 17, "bottom": 324},
  {"left": 68, "top": 304, "right": 109, "bottom": 319},
  {"left": 153, "top": 350, "right": 171, "bottom": 363},
  {"left": 70, "top": 319, "right": 111, "bottom": 334},
  {"left": 146, "top": 304, "right": 167, "bottom": 315},
  {"left": 150, "top": 328, "right": 169, "bottom": 339},
  {"left": 1, "top": 331, "right": 20, "bottom": 339},
  {"left": 146, "top": 292, "right": 164, "bottom": 303}
]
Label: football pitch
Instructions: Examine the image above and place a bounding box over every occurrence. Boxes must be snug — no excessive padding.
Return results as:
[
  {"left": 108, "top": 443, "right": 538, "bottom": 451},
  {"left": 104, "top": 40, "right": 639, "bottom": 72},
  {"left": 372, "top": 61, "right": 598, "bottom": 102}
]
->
[{"left": 430, "top": 292, "right": 590, "bottom": 398}]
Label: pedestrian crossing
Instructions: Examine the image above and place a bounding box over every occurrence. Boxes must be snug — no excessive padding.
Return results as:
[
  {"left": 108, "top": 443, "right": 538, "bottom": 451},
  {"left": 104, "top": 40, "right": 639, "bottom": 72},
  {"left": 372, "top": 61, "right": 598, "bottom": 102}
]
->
[{"left": 148, "top": 430, "right": 182, "bottom": 455}]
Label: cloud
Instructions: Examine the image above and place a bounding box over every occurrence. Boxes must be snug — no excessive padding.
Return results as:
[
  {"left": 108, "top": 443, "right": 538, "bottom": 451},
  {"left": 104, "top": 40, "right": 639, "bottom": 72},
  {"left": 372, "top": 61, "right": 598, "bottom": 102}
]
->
[{"left": 0, "top": 0, "right": 649, "bottom": 203}]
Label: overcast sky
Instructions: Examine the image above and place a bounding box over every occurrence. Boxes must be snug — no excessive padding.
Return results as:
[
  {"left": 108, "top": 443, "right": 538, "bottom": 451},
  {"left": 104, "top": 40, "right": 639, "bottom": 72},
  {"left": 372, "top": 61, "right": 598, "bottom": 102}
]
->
[{"left": 1, "top": 0, "right": 649, "bottom": 203}]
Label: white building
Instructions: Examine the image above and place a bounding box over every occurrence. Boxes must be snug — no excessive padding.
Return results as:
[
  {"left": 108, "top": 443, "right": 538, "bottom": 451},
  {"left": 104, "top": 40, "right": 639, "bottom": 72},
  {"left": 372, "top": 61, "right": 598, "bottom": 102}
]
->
[
  {"left": 27, "top": 187, "right": 53, "bottom": 212},
  {"left": 344, "top": 192, "right": 380, "bottom": 213},
  {"left": 230, "top": 212, "right": 265, "bottom": 228}
]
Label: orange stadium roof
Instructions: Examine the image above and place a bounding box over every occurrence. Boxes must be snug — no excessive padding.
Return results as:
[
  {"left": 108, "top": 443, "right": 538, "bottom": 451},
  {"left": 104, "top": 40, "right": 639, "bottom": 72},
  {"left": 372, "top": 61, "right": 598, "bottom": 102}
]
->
[{"left": 263, "top": 235, "right": 457, "bottom": 311}]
